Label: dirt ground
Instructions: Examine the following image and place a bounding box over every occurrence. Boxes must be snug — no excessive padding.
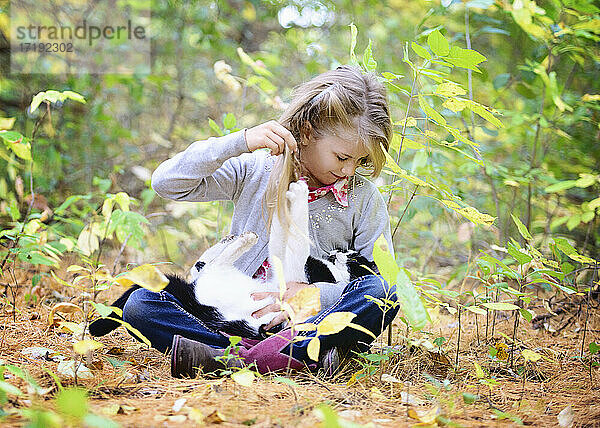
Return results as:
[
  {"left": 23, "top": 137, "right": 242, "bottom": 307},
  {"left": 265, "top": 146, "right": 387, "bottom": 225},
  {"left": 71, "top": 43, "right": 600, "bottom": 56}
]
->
[{"left": 1, "top": 263, "right": 599, "bottom": 427}]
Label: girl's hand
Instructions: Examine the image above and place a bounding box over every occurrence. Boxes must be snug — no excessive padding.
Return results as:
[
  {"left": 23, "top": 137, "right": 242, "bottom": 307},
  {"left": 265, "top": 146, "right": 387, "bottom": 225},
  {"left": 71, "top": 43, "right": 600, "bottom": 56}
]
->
[
  {"left": 245, "top": 121, "right": 298, "bottom": 155},
  {"left": 251, "top": 281, "right": 312, "bottom": 330}
]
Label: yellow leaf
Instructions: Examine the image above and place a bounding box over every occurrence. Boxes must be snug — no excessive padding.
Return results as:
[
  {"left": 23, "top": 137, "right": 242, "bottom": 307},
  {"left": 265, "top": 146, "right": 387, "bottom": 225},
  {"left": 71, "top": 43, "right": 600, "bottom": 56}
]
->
[
  {"left": 187, "top": 408, "right": 204, "bottom": 424},
  {"left": 474, "top": 362, "right": 485, "bottom": 379},
  {"left": 0, "top": 117, "right": 15, "bottom": 130},
  {"left": 66, "top": 265, "right": 87, "bottom": 273},
  {"left": 288, "top": 287, "right": 321, "bottom": 322},
  {"left": 73, "top": 339, "right": 104, "bottom": 354},
  {"left": 317, "top": 312, "right": 356, "bottom": 335},
  {"left": 59, "top": 237, "right": 76, "bottom": 252},
  {"left": 443, "top": 98, "right": 467, "bottom": 112},
  {"left": 294, "top": 322, "right": 317, "bottom": 331},
  {"left": 116, "top": 264, "right": 168, "bottom": 292},
  {"left": 48, "top": 302, "right": 83, "bottom": 326},
  {"left": 436, "top": 82, "right": 466, "bottom": 97},
  {"left": 408, "top": 406, "right": 441, "bottom": 424},
  {"left": 521, "top": 349, "right": 542, "bottom": 362},
  {"left": 582, "top": 94, "right": 600, "bottom": 102},
  {"left": 370, "top": 386, "right": 387, "bottom": 401},
  {"left": 307, "top": 337, "right": 320, "bottom": 361},
  {"left": 231, "top": 369, "right": 255, "bottom": 387},
  {"left": 76, "top": 227, "right": 99, "bottom": 256}
]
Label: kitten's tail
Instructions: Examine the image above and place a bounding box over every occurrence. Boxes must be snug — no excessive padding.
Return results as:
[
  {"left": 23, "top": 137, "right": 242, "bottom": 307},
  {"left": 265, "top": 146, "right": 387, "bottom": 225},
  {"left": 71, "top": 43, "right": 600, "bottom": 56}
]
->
[{"left": 88, "top": 285, "right": 141, "bottom": 337}]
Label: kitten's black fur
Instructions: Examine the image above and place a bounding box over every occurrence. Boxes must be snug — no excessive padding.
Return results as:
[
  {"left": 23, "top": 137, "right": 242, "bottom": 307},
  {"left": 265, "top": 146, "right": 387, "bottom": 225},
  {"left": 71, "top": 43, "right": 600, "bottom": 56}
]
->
[{"left": 89, "top": 252, "right": 378, "bottom": 340}]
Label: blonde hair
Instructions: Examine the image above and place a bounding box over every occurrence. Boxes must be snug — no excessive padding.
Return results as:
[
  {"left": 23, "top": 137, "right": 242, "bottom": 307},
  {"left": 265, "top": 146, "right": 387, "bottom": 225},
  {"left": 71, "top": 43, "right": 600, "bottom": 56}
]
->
[{"left": 262, "top": 65, "right": 392, "bottom": 240}]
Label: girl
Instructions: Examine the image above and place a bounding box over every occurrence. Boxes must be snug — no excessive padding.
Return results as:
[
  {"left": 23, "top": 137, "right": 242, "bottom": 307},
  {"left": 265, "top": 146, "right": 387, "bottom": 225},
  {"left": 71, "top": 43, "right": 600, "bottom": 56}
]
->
[{"left": 123, "top": 65, "right": 399, "bottom": 377}]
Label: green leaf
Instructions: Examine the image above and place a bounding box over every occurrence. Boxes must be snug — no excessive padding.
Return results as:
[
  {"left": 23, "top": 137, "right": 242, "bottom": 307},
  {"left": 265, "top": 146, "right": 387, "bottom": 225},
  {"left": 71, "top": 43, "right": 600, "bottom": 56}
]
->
[
  {"left": 463, "top": 392, "right": 478, "bottom": 404},
  {"left": 362, "top": 39, "right": 377, "bottom": 71},
  {"left": 575, "top": 174, "right": 597, "bottom": 188},
  {"left": 30, "top": 92, "right": 46, "bottom": 113},
  {"left": 418, "top": 95, "right": 446, "bottom": 126},
  {"left": 445, "top": 46, "right": 487, "bottom": 71},
  {"left": 545, "top": 180, "right": 577, "bottom": 193},
  {"left": 223, "top": 113, "right": 236, "bottom": 130},
  {"left": 0, "top": 381, "right": 23, "bottom": 396},
  {"left": 372, "top": 234, "right": 398, "bottom": 287},
  {"left": 511, "top": 213, "right": 533, "bottom": 240},
  {"left": 349, "top": 23, "right": 358, "bottom": 65},
  {"left": 460, "top": 99, "right": 503, "bottom": 128},
  {"left": 482, "top": 302, "right": 520, "bottom": 311},
  {"left": 208, "top": 118, "right": 223, "bottom": 136},
  {"left": 589, "top": 342, "right": 600, "bottom": 355},
  {"left": 396, "top": 269, "right": 429, "bottom": 330},
  {"left": 83, "top": 414, "right": 120, "bottom": 428},
  {"left": 465, "top": 306, "right": 487, "bottom": 315},
  {"left": 427, "top": 29, "right": 450, "bottom": 56},
  {"left": 62, "top": 90, "right": 86, "bottom": 104},
  {"left": 411, "top": 42, "right": 431, "bottom": 60},
  {"left": 55, "top": 387, "right": 88, "bottom": 420},
  {"left": 519, "top": 308, "right": 534, "bottom": 322}
]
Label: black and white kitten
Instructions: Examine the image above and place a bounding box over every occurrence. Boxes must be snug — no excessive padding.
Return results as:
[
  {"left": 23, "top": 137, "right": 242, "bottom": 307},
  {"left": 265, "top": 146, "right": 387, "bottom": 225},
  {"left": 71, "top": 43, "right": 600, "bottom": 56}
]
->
[{"left": 89, "top": 181, "right": 378, "bottom": 340}]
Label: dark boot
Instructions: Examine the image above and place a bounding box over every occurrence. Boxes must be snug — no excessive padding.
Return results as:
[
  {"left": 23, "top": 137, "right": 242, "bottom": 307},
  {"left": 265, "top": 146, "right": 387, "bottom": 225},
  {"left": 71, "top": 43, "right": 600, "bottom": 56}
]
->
[{"left": 171, "top": 335, "right": 243, "bottom": 378}]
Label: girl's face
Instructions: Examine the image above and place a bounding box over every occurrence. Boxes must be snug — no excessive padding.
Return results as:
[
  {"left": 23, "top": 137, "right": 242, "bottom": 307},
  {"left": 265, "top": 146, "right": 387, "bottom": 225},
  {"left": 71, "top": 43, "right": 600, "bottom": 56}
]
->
[{"left": 299, "top": 132, "right": 369, "bottom": 187}]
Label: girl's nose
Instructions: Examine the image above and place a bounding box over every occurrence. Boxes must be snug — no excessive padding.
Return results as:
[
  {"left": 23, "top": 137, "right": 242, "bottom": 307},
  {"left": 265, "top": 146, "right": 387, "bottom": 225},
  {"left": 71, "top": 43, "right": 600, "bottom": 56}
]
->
[{"left": 341, "top": 163, "right": 355, "bottom": 176}]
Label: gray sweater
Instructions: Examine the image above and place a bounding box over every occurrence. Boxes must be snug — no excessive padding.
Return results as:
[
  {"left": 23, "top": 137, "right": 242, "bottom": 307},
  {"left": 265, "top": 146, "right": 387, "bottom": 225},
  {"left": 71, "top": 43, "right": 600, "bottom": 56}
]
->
[{"left": 151, "top": 129, "right": 394, "bottom": 308}]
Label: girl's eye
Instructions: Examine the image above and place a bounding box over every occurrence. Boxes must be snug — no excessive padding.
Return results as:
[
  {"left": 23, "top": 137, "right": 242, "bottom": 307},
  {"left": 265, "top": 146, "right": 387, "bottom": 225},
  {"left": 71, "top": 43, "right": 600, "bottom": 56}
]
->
[{"left": 337, "top": 156, "right": 347, "bottom": 162}]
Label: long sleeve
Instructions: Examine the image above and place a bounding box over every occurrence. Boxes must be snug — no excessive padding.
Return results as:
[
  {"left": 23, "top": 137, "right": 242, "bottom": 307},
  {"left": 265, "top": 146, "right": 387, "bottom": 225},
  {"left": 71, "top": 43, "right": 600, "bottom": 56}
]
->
[
  {"left": 353, "top": 187, "right": 395, "bottom": 262},
  {"left": 314, "top": 281, "right": 347, "bottom": 309},
  {"left": 151, "top": 129, "right": 253, "bottom": 202}
]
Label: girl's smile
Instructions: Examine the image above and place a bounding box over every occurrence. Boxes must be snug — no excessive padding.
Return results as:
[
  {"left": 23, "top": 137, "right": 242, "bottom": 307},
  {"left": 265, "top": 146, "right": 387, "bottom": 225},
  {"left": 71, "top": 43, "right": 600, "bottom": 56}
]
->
[{"left": 299, "top": 133, "right": 369, "bottom": 187}]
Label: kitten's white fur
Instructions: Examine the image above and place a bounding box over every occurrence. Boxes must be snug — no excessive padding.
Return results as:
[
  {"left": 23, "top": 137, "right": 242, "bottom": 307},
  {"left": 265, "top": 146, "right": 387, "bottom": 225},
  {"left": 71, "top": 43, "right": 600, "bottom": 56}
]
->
[{"left": 189, "top": 180, "right": 350, "bottom": 331}]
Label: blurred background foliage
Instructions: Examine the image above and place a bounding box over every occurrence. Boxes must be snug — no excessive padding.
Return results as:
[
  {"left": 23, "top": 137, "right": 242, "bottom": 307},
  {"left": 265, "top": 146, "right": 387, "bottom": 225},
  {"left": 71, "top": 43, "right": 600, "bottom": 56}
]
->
[{"left": 0, "top": 0, "right": 598, "bottom": 279}]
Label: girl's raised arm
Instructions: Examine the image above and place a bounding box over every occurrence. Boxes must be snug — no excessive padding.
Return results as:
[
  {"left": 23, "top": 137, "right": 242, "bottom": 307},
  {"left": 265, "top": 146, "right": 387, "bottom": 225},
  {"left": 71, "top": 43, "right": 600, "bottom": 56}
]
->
[{"left": 151, "top": 129, "right": 253, "bottom": 203}]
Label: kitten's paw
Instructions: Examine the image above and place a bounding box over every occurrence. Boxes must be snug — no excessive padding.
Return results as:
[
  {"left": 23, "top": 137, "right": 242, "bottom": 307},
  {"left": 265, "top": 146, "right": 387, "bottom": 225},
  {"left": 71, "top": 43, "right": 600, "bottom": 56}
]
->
[
  {"left": 239, "top": 231, "right": 259, "bottom": 246},
  {"left": 286, "top": 180, "right": 309, "bottom": 205}
]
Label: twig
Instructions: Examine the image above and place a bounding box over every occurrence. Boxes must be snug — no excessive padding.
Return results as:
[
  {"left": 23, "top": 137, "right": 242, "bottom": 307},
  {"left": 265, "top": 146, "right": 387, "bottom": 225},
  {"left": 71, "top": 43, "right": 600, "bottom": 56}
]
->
[
  {"left": 392, "top": 184, "right": 419, "bottom": 241},
  {"left": 580, "top": 263, "right": 598, "bottom": 358},
  {"left": 111, "top": 232, "right": 133, "bottom": 276}
]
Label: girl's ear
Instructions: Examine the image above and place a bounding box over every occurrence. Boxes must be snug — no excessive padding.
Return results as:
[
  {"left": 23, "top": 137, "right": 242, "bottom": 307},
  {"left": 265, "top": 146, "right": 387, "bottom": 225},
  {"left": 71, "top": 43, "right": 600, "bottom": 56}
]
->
[{"left": 299, "top": 123, "right": 313, "bottom": 146}]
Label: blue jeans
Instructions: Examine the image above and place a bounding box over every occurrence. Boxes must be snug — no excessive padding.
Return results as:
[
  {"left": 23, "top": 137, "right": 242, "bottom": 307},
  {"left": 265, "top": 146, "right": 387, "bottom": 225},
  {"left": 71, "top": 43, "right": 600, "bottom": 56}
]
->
[{"left": 122, "top": 274, "right": 398, "bottom": 364}]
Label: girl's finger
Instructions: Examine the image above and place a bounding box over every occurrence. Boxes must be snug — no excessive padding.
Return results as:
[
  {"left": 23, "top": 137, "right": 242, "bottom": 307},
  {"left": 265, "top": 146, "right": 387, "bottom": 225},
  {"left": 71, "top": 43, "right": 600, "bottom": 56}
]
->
[
  {"left": 272, "top": 124, "right": 297, "bottom": 153},
  {"left": 252, "top": 302, "right": 279, "bottom": 319},
  {"left": 265, "top": 312, "right": 288, "bottom": 330},
  {"left": 267, "top": 130, "right": 285, "bottom": 148},
  {"left": 265, "top": 135, "right": 283, "bottom": 155}
]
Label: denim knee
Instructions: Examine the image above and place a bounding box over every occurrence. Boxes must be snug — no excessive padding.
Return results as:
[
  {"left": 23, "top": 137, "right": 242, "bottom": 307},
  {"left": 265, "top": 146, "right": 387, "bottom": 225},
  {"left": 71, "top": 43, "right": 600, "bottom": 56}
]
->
[
  {"left": 360, "top": 274, "right": 397, "bottom": 304},
  {"left": 122, "top": 288, "right": 159, "bottom": 326}
]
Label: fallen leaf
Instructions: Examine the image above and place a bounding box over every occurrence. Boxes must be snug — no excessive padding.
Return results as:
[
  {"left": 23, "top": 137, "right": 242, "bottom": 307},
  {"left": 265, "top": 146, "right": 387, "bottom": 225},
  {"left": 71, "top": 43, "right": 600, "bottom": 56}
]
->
[
  {"left": 187, "top": 408, "right": 204, "bottom": 424},
  {"left": 408, "top": 406, "right": 441, "bottom": 424},
  {"left": 205, "top": 410, "right": 226, "bottom": 424},
  {"left": 106, "top": 346, "right": 125, "bottom": 355},
  {"left": 57, "top": 360, "right": 93, "bottom": 380},
  {"left": 21, "top": 346, "right": 60, "bottom": 361},
  {"left": 48, "top": 302, "right": 83, "bottom": 326},
  {"left": 370, "top": 386, "right": 387, "bottom": 401},
  {"left": 231, "top": 369, "right": 255, "bottom": 387},
  {"left": 73, "top": 339, "right": 103, "bottom": 355},
  {"left": 557, "top": 405, "right": 574, "bottom": 427},
  {"left": 172, "top": 398, "right": 187, "bottom": 413},
  {"left": 521, "top": 349, "right": 542, "bottom": 362}
]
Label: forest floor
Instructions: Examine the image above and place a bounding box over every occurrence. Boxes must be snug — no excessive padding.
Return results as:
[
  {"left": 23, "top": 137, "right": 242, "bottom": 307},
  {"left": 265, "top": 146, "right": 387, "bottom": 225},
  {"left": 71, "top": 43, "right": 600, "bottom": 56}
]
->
[{"left": 1, "top": 261, "right": 599, "bottom": 427}]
